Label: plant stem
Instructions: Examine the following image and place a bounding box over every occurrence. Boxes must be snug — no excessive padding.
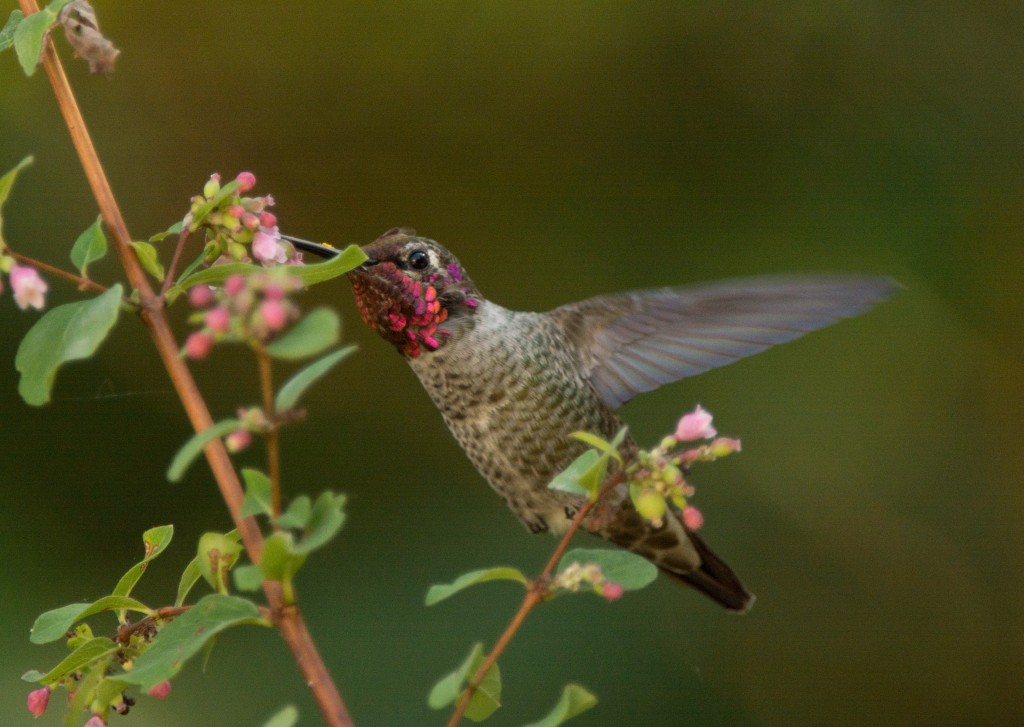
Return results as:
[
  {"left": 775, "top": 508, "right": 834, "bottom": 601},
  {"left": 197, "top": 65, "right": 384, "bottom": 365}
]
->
[
  {"left": 255, "top": 343, "right": 282, "bottom": 520},
  {"left": 18, "top": 4, "right": 354, "bottom": 725},
  {"left": 9, "top": 250, "right": 108, "bottom": 294},
  {"left": 160, "top": 221, "right": 192, "bottom": 297},
  {"left": 444, "top": 473, "right": 626, "bottom": 727}
]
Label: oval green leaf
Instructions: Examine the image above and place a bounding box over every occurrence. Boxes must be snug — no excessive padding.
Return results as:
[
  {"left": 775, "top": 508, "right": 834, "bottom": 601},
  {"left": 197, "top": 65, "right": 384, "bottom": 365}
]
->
[
  {"left": 240, "top": 468, "right": 273, "bottom": 517},
  {"left": 177, "top": 529, "right": 239, "bottom": 605},
  {"left": 15, "top": 284, "right": 123, "bottom": 406},
  {"left": 30, "top": 596, "right": 153, "bottom": 644},
  {"left": 522, "top": 684, "right": 598, "bottom": 727},
  {"left": 264, "top": 308, "right": 340, "bottom": 360},
  {"left": 274, "top": 345, "right": 356, "bottom": 411},
  {"left": 118, "top": 594, "right": 265, "bottom": 690},
  {"left": 70, "top": 216, "right": 108, "bottom": 277},
  {"left": 261, "top": 705, "right": 299, "bottom": 727},
  {"left": 166, "top": 418, "right": 242, "bottom": 482},
  {"left": 425, "top": 567, "right": 528, "bottom": 606},
  {"left": 113, "top": 524, "right": 174, "bottom": 598},
  {"left": 294, "top": 491, "right": 347, "bottom": 554},
  {"left": 557, "top": 548, "right": 658, "bottom": 592},
  {"left": 0, "top": 10, "right": 24, "bottom": 54},
  {"left": 130, "top": 240, "right": 165, "bottom": 281},
  {"left": 26, "top": 636, "right": 118, "bottom": 686}
]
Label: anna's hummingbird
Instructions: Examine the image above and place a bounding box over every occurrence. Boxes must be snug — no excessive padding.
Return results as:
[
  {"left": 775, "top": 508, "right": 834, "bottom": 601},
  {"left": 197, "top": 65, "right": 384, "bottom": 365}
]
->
[{"left": 286, "top": 229, "right": 896, "bottom": 612}]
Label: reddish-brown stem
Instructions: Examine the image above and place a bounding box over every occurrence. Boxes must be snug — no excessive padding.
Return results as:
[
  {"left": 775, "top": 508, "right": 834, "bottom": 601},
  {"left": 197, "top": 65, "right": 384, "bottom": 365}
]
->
[
  {"left": 9, "top": 250, "right": 108, "bottom": 294},
  {"left": 255, "top": 343, "right": 282, "bottom": 519},
  {"left": 444, "top": 473, "right": 625, "bottom": 727},
  {"left": 19, "top": 3, "right": 354, "bottom": 725},
  {"left": 160, "top": 222, "right": 192, "bottom": 297}
]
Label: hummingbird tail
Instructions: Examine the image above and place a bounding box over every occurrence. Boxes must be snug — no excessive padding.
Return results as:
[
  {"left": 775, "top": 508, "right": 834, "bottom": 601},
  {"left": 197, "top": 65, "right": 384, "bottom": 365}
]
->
[{"left": 660, "top": 529, "right": 755, "bottom": 613}]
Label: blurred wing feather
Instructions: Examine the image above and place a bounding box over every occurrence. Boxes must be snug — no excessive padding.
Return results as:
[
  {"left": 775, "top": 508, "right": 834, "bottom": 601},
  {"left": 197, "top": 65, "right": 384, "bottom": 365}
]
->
[{"left": 550, "top": 276, "right": 898, "bottom": 408}]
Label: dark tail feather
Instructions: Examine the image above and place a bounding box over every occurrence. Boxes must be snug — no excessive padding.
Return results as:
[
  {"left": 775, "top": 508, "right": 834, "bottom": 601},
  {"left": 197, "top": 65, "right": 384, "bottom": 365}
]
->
[{"left": 663, "top": 530, "right": 755, "bottom": 613}]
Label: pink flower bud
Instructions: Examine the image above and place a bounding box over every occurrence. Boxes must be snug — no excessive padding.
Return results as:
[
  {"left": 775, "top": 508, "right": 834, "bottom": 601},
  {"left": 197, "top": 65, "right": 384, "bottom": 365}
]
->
[
  {"left": 682, "top": 505, "right": 704, "bottom": 530},
  {"left": 259, "top": 299, "right": 288, "bottom": 331},
  {"left": 184, "top": 331, "right": 214, "bottom": 359},
  {"left": 709, "top": 437, "right": 742, "bottom": 457},
  {"left": 203, "top": 174, "right": 221, "bottom": 198},
  {"left": 228, "top": 204, "right": 245, "bottom": 218},
  {"left": 224, "top": 274, "right": 246, "bottom": 296},
  {"left": 205, "top": 306, "right": 231, "bottom": 333},
  {"left": 225, "top": 429, "right": 252, "bottom": 453},
  {"left": 9, "top": 264, "right": 48, "bottom": 311},
  {"left": 188, "top": 285, "right": 214, "bottom": 308},
  {"left": 235, "top": 171, "right": 257, "bottom": 192},
  {"left": 601, "top": 582, "right": 624, "bottom": 601},
  {"left": 242, "top": 212, "right": 260, "bottom": 230},
  {"left": 252, "top": 230, "right": 287, "bottom": 265},
  {"left": 147, "top": 680, "right": 172, "bottom": 699},
  {"left": 26, "top": 687, "right": 49, "bottom": 717},
  {"left": 84, "top": 716, "right": 107, "bottom": 727},
  {"left": 674, "top": 405, "right": 716, "bottom": 441},
  {"left": 259, "top": 211, "right": 277, "bottom": 227}
]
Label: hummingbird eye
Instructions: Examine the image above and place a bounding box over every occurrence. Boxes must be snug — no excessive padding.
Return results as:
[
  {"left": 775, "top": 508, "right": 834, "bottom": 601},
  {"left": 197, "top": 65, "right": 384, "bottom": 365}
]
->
[{"left": 408, "top": 250, "right": 430, "bottom": 270}]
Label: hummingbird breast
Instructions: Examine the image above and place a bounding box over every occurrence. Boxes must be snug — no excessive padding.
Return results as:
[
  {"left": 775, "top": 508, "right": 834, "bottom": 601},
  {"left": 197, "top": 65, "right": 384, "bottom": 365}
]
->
[{"left": 407, "top": 301, "right": 622, "bottom": 534}]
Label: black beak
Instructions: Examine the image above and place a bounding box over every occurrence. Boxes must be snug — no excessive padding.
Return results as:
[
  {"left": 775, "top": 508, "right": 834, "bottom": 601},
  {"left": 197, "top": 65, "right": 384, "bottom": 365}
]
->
[{"left": 279, "top": 234, "right": 379, "bottom": 267}]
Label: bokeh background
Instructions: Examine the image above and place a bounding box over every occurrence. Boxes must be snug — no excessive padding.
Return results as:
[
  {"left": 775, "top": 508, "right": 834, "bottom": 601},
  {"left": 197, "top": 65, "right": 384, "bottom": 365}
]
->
[{"left": 1, "top": 2, "right": 1021, "bottom": 725}]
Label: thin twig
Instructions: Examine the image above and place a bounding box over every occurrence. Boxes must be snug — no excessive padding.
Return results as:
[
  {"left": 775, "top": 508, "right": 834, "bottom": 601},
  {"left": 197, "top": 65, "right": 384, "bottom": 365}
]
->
[
  {"left": 255, "top": 343, "right": 282, "bottom": 520},
  {"left": 444, "top": 472, "right": 626, "bottom": 727},
  {"left": 9, "top": 250, "right": 108, "bottom": 294},
  {"left": 18, "top": 4, "right": 355, "bottom": 725},
  {"left": 160, "top": 221, "right": 192, "bottom": 297}
]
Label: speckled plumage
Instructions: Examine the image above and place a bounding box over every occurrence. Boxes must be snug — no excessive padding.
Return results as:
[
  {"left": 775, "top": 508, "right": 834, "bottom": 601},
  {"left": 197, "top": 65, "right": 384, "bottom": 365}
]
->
[{"left": 347, "top": 228, "right": 898, "bottom": 612}]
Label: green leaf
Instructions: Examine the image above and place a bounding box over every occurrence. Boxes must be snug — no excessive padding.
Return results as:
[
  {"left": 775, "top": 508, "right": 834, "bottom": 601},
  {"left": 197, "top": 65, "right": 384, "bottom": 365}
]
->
[
  {"left": 232, "top": 564, "right": 264, "bottom": 592},
  {"left": 264, "top": 307, "right": 340, "bottom": 360},
  {"left": 522, "top": 684, "right": 598, "bottom": 727},
  {"left": 548, "top": 449, "right": 600, "bottom": 497},
  {"left": 294, "top": 491, "right": 347, "bottom": 554},
  {"left": 570, "top": 430, "right": 623, "bottom": 464},
  {"left": 276, "top": 495, "right": 312, "bottom": 530},
  {"left": 12, "top": 6, "right": 50, "bottom": 75},
  {"left": 26, "top": 636, "right": 118, "bottom": 685},
  {"left": 197, "top": 532, "right": 243, "bottom": 593},
  {"left": 113, "top": 525, "right": 174, "bottom": 599},
  {"left": 130, "top": 241, "right": 165, "bottom": 281},
  {"left": 261, "top": 705, "right": 299, "bottom": 727},
  {"left": 69, "top": 216, "right": 108, "bottom": 277},
  {"left": 0, "top": 10, "right": 24, "bottom": 53},
  {"left": 119, "top": 594, "right": 266, "bottom": 690},
  {"left": 177, "top": 529, "right": 239, "bottom": 605},
  {"left": 290, "top": 243, "right": 368, "bottom": 285},
  {"left": 428, "top": 643, "right": 484, "bottom": 709},
  {"left": 557, "top": 548, "right": 658, "bottom": 592},
  {"left": 0, "top": 155, "right": 33, "bottom": 250},
  {"left": 274, "top": 345, "right": 356, "bottom": 411},
  {"left": 15, "top": 284, "right": 123, "bottom": 406},
  {"left": 30, "top": 596, "right": 152, "bottom": 644},
  {"left": 259, "top": 531, "right": 306, "bottom": 581},
  {"left": 148, "top": 219, "right": 184, "bottom": 243},
  {"left": 427, "top": 643, "right": 502, "bottom": 721},
  {"left": 240, "top": 468, "right": 273, "bottom": 517},
  {"left": 166, "top": 418, "right": 242, "bottom": 482},
  {"left": 425, "top": 567, "right": 528, "bottom": 606},
  {"left": 173, "top": 260, "right": 261, "bottom": 292},
  {"left": 188, "top": 180, "right": 241, "bottom": 229}
]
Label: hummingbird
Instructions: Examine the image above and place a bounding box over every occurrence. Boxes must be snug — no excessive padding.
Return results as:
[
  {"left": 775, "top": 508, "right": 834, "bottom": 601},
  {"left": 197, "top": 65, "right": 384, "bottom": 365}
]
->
[{"left": 284, "top": 229, "right": 896, "bottom": 612}]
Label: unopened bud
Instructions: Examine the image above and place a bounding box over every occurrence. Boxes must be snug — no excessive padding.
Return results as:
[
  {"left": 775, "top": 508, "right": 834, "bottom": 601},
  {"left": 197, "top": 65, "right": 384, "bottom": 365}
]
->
[
  {"left": 709, "top": 437, "right": 742, "bottom": 458},
  {"left": 235, "top": 171, "right": 257, "bottom": 192}
]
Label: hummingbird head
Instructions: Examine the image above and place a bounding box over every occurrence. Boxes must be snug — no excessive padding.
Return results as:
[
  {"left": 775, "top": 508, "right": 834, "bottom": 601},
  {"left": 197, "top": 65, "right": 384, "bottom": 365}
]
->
[{"left": 348, "top": 228, "right": 481, "bottom": 358}]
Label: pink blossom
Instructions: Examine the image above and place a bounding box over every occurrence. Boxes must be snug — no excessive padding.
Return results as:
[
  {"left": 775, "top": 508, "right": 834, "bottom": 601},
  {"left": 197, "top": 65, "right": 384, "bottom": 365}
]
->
[
  {"left": 601, "top": 582, "right": 624, "bottom": 601},
  {"left": 9, "top": 265, "right": 48, "bottom": 310},
  {"left": 674, "top": 405, "right": 716, "bottom": 441},
  {"left": 224, "top": 274, "right": 246, "bottom": 296},
  {"left": 252, "top": 228, "right": 287, "bottom": 265},
  {"left": 147, "top": 680, "right": 172, "bottom": 699},
  {"left": 84, "top": 716, "right": 106, "bottom": 727},
  {"left": 235, "top": 171, "right": 257, "bottom": 192},
  {"left": 259, "top": 299, "right": 288, "bottom": 331},
  {"left": 225, "top": 428, "right": 252, "bottom": 453},
  {"left": 184, "top": 331, "right": 214, "bottom": 359},
  {"left": 205, "top": 306, "right": 231, "bottom": 333},
  {"left": 259, "top": 211, "right": 277, "bottom": 227},
  {"left": 188, "top": 285, "right": 214, "bottom": 308},
  {"left": 26, "top": 687, "right": 49, "bottom": 717},
  {"left": 682, "top": 505, "right": 704, "bottom": 530}
]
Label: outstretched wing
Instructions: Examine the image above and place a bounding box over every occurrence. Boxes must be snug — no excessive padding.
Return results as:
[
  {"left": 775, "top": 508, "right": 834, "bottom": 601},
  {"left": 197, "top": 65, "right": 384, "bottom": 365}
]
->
[{"left": 549, "top": 275, "right": 898, "bottom": 408}]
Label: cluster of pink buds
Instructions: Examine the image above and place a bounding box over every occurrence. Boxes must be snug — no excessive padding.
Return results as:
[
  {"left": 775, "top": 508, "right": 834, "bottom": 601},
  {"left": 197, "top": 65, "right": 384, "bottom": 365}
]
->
[
  {"left": 551, "top": 561, "right": 625, "bottom": 602},
  {"left": 183, "top": 270, "right": 303, "bottom": 359},
  {"left": 225, "top": 406, "right": 272, "bottom": 453},
  {"left": 0, "top": 252, "right": 47, "bottom": 310},
  {"left": 627, "top": 405, "right": 741, "bottom": 529},
  {"left": 190, "top": 172, "right": 301, "bottom": 267}
]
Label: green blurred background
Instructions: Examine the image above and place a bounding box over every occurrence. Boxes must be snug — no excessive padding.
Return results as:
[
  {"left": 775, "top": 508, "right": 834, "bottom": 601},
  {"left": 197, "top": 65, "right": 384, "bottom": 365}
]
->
[{"left": 2, "top": 2, "right": 1021, "bottom": 725}]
